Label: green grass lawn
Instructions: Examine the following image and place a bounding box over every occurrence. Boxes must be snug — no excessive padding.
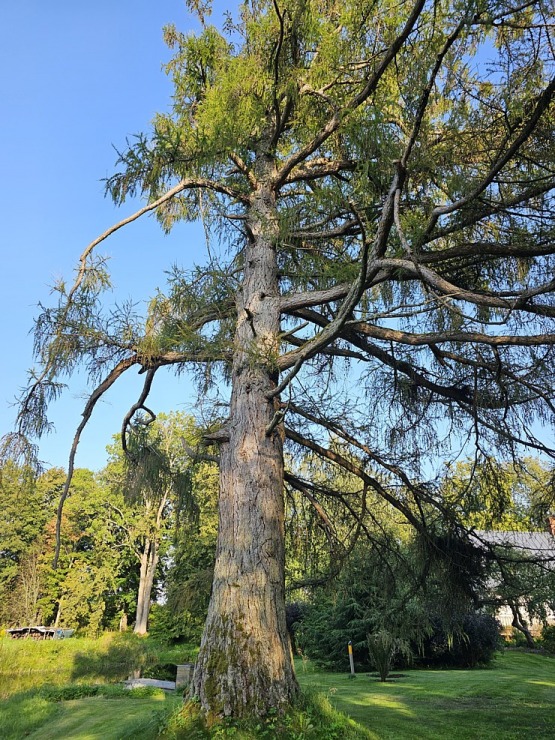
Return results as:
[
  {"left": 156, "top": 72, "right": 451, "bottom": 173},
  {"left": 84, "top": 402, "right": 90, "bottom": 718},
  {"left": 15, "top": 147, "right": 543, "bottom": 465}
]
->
[
  {"left": 24, "top": 694, "right": 181, "bottom": 740},
  {"left": 298, "top": 651, "right": 555, "bottom": 739},
  {"left": 1, "top": 689, "right": 181, "bottom": 740},
  {"left": 1, "top": 639, "right": 554, "bottom": 739},
  {"left": 0, "top": 633, "right": 193, "bottom": 739}
]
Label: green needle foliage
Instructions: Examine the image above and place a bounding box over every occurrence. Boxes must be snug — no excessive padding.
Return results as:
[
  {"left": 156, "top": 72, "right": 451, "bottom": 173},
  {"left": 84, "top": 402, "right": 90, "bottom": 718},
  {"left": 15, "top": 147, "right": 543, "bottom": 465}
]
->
[{"left": 4, "top": 0, "right": 555, "bottom": 717}]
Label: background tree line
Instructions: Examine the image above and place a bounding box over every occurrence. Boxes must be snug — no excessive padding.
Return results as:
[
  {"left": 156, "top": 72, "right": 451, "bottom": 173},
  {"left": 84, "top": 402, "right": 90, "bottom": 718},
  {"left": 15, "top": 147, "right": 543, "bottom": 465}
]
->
[
  {"left": 3, "top": 412, "right": 555, "bottom": 667},
  {"left": 0, "top": 412, "right": 218, "bottom": 638}
]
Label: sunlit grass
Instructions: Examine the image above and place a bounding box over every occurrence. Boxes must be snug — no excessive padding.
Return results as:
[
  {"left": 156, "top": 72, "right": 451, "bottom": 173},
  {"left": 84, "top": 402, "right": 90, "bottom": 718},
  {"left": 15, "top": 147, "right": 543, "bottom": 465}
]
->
[
  {"left": 1, "top": 640, "right": 554, "bottom": 739},
  {"left": 26, "top": 695, "right": 178, "bottom": 740},
  {"left": 0, "top": 633, "right": 197, "bottom": 698},
  {"left": 298, "top": 651, "right": 555, "bottom": 739},
  {"left": 2, "top": 691, "right": 180, "bottom": 740}
]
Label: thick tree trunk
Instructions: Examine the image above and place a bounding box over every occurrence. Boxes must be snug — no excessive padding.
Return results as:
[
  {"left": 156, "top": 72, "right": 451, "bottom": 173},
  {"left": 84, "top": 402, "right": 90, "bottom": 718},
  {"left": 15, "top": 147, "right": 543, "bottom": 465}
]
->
[
  {"left": 191, "top": 166, "right": 298, "bottom": 716},
  {"left": 134, "top": 538, "right": 158, "bottom": 635}
]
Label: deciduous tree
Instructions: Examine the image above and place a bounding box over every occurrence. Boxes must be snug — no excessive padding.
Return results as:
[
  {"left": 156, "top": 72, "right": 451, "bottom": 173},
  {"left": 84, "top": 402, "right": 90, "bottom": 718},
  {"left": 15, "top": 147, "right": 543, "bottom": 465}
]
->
[
  {"left": 4, "top": 0, "right": 555, "bottom": 717},
  {"left": 102, "top": 412, "right": 204, "bottom": 635},
  {"left": 0, "top": 463, "right": 56, "bottom": 626},
  {"left": 39, "top": 468, "right": 134, "bottom": 634},
  {"left": 441, "top": 457, "right": 554, "bottom": 531}
]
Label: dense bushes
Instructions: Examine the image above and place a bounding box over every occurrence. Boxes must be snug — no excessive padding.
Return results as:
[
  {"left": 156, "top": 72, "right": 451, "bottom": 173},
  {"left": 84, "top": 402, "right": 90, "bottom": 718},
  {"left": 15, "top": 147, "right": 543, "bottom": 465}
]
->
[
  {"left": 294, "top": 531, "right": 503, "bottom": 671},
  {"left": 416, "top": 614, "right": 502, "bottom": 668},
  {"left": 294, "top": 543, "right": 433, "bottom": 671},
  {"left": 541, "top": 624, "right": 555, "bottom": 653},
  {"left": 296, "top": 596, "right": 377, "bottom": 671},
  {"left": 298, "top": 604, "right": 501, "bottom": 670}
]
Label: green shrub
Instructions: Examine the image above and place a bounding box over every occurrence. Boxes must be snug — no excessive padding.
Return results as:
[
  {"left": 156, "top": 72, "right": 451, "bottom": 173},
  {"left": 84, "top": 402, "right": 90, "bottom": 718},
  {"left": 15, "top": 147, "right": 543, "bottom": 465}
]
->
[
  {"left": 540, "top": 624, "right": 555, "bottom": 653},
  {"left": 296, "top": 595, "right": 423, "bottom": 672},
  {"left": 36, "top": 683, "right": 156, "bottom": 702},
  {"left": 39, "top": 684, "right": 101, "bottom": 702},
  {"left": 416, "top": 614, "right": 501, "bottom": 668},
  {"left": 367, "top": 631, "right": 412, "bottom": 681},
  {"left": 142, "top": 662, "right": 178, "bottom": 681},
  {"left": 506, "top": 627, "right": 532, "bottom": 648}
]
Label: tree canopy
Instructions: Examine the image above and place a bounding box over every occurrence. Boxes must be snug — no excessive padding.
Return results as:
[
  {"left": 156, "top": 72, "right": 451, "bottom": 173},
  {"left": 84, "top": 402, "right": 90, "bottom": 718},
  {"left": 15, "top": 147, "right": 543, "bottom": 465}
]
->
[{"left": 3, "top": 0, "right": 555, "bottom": 719}]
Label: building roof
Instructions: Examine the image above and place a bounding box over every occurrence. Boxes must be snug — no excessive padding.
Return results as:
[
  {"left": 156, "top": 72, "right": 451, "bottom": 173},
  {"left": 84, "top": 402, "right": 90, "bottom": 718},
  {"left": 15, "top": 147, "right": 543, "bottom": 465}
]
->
[{"left": 473, "top": 530, "right": 555, "bottom": 564}]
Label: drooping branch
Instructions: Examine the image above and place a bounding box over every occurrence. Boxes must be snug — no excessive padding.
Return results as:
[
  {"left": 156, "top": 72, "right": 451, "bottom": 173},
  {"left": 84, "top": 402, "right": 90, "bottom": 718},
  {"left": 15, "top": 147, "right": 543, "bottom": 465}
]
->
[
  {"left": 51, "top": 337, "right": 226, "bottom": 569},
  {"left": 425, "top": 179, "right": 555, "bottom": 246},
  {"left": 375, "top": 258, "right": 555, "bottom": 318},
  {"left": 419, "top": 76, "right": 555, "bottom": 243},
  {"left": 53, "top": 356, "right": 139, "bottom": 567},
  {"left": 285, "top": 306, "right": 487, "bottom": 407},
  {"left": 420, "top": 235, "right": 555, "bottom": 265},
  {"left": 69, "top": 177, "right": 245, "bottom": 307},
  {"left": 284, "top": 471, "right": 370, "bottom": 585},
  {"left": 346, "top": 321, "right": 555, "bottom": 349},
  {"left": 285, "top": 426, "right": 422, "bottom": 531},
  {"left": 285, "top": 472, "right": 338, "bottom": 546},
  {"left": 287, "top": 402, "right": 458, "bottom": 527}
]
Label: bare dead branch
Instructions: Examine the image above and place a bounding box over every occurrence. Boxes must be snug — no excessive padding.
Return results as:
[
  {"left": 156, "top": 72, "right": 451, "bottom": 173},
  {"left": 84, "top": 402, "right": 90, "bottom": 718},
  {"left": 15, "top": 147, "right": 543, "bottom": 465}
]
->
[{"left": 121, "top": 368, "right": 157, "bottom": 455}]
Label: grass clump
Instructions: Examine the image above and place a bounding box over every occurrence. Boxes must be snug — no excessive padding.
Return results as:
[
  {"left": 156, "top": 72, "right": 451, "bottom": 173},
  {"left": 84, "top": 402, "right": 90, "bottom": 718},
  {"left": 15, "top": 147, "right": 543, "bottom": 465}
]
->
[
  {"left": 37, "top": 682, "right": 166, "bottom": 702},
  {"left": 162, "top": 690, "right": 370, "bottom": 739}
]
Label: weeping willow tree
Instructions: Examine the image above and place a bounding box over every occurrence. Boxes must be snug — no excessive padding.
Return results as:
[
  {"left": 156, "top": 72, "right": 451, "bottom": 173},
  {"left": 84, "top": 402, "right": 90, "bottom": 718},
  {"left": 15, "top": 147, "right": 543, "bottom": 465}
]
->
[{"left": 4, "top": 0, "right": 555, "bottom": 718}]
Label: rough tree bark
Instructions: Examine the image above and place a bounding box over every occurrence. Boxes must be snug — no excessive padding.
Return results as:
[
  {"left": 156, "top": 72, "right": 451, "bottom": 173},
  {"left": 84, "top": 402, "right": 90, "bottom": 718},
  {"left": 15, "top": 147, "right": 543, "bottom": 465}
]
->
[{"left": 191, "top": 158, "right": 298, "bottom": 716}]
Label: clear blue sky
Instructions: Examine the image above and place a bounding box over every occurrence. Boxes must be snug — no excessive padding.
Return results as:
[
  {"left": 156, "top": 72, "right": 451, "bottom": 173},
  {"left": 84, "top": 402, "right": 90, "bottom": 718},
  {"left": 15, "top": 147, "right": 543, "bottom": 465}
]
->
[
  {"left": 0, "top": 1, "right": 229, "bottom": 471},
  {"left": 1, "top": 3, "right": 552, "bottom": 474}
]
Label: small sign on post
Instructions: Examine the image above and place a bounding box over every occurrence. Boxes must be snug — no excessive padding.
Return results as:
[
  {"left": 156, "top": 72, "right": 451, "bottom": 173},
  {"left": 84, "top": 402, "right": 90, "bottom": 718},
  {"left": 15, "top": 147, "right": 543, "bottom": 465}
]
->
[{"left": 348, "top": 640, "right": 356, "bottom": 678}]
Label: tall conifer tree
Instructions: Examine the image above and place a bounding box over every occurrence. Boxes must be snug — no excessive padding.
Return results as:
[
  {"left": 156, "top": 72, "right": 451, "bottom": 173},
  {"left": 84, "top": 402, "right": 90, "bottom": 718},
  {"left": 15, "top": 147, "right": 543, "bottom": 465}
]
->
[{"left": 4, "top": 0, "right": 555, "bottom": 717}]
